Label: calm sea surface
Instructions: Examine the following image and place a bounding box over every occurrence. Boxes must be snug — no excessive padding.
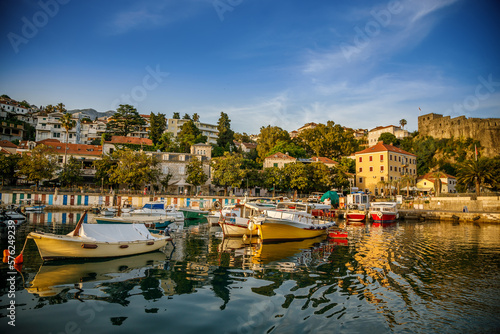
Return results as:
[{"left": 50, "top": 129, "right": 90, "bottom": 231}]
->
[{"left": 1, "top": 212, "right": 499, "bottom": 334}]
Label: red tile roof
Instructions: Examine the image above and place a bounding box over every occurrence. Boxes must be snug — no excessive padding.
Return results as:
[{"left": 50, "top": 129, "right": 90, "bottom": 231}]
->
[
  {"left": 106, "top": 136, "right": 153, "bottom": 145},
  {"left": 355, "top": 142, "right": 416, "bottom": 156},
  {"left": 311, "top": 156, "right": 338, "bottom": 164},
  {"left": 43, "top": 142, "right": 103, "bottom": 156},
  {"left": 0, "top": 140, "right": 18, "bottom": 148},
  {"left": 0, "top": 148, "right": 11, "bottom": 154},
  {"left": 417, "top": 172, "right": 456, "bottom": 181},
  {"left": 265, "top": 152, "right": 296, "bottom": 160}
]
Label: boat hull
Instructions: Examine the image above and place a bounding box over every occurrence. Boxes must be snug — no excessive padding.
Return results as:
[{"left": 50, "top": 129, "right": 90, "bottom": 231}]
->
[
  {"left": 346, "top": 212, "right": 367, "bottom": 222},
  {"left": 255, "top": 218, "right": 332, "bottom": 242},
  {"left": 370, "top": 213, "right": 397, "bottom": 222},
  {"left": 29, "top": 232, "right": 171, "bottom": 261},
  {"left": 219, "top": 220, "right": 258, "bottom": 237},
  {"left": 180, "top": 209, "right": 208, "bottom": 220}
]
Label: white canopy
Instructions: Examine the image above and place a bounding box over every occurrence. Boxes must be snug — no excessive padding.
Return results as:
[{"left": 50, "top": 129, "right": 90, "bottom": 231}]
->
[{"left": 69, "top": 223, "right": 153, "bottom": 242}]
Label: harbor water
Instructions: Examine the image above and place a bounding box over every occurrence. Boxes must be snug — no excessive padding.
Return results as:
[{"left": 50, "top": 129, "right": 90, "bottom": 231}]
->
[{"left": 1, "top": 212, "right": 499, "bottom": 333}]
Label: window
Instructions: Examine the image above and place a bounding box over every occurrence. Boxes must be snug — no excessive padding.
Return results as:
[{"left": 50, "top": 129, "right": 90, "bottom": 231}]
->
[
  {"left": 273, "top": 163, "right": 278, "bottom": 167},
  {"left": 380, "top": 154, "right": 384, "bottom": 161},
  {"left": 399, "top": 167, "right": 401, "bottom": 172},
  {"left": 359, "top": 167, "right": 363, "bottom": 172},
  {"left": 358, "top": 177, "right": 363, "bottom": 183},
  {"left": 390, "top": 166, "right": 393, "bottom": 171},
  {"left": 380, "top": 166, "right": 384, "bottom": 172},
  {"left": 390, "top": 155, "right": 392, "bottom": 160},
  {"left": 381, "top": 176, "right": 384, "bottom": 181},
  {"left": 359, "top": 157, "right": 362, "bottom": 163},
  {"left": 369, "top": 166, "right": 373, "bottom": 172},
  {"left": 398, "top": 156, "right": 401, "bottom": 162},
  {"left": 369, "top": 156, "right": 373, "bottom": 162}
]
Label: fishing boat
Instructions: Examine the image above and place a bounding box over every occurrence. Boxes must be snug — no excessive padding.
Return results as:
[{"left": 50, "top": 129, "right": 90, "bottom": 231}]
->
[
  {"left": 28, "top": 212, "right": 172, "bottom": 261},
  {"left": 0, "top": 205, "right": 27, "bottom": 225},
  {"left": 127, "top": 201, "right": 184, "bottom": 223},
  {"left": 345, "top": 192, "right": 370, "bottom": 222},
  {"left": 369, "top": 202, "right": 399, "bottom": 222},
  {"left": 94, "top": 215, "right": 176, "bottom": 231},
  {"left": 20, "top": 199, "right": 46, "bottom": 212},
  {"left": 179, "top": 207, "right": 209, "bottom": 220},
  {"left": 250, "top": 202, "right": 336, "bottom": 242},
  {"left": 219, "top": 202, "right": 275, "bottom": 237}
]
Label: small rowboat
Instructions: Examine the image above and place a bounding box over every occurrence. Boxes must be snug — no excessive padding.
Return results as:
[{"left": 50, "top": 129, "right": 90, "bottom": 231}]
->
[{"left": 28, "top": 212, "right": 172, "bottom": 261}]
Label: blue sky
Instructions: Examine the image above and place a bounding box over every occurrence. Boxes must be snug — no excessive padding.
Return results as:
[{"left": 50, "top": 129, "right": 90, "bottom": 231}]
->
[{"left": 1, "top": 0, "right": 499, "bottom": 134}]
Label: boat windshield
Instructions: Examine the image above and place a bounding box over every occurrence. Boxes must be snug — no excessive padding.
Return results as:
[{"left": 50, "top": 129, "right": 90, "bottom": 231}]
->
[{"left": 143, "top": 203, "right": 164, "bottom": 210}]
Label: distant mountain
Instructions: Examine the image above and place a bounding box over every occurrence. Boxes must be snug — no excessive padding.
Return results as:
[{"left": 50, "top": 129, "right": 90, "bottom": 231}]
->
[{"left": 68, "top": 108, "right": 115, "bottom": 120}]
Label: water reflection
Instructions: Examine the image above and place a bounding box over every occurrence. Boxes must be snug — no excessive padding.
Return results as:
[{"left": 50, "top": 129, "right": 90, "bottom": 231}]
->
[{"left": 1, "top": 215, "right": 500, "bottom": 333}]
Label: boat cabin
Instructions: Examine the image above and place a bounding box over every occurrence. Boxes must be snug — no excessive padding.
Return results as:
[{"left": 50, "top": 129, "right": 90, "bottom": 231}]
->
[{"left": 347, "top": 193, "right": 370, "bottom": 210}]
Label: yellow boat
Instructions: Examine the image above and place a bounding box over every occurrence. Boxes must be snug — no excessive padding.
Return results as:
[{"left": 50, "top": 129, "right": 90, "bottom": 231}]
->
[
  {"left": 26, "top": 252, "right": 168, "bottom": 297},
  {"left": 251, "top": 202, "right": 336, "bottom": 242},
  {"left": 252, "top": 235, "right": 327, "bottom": 265}
]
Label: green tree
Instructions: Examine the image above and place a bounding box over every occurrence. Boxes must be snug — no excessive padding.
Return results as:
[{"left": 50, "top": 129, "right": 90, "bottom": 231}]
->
[
  {"left": 283, "top": 163, "right": 308, "bottom": 196},
  {"left": 256, "top": 125, "right": 291, "bottom": 162},
  {"left": 263, "top": 166, "right": 286, "bottom": 197},
  {"left": 211, "top": 152, "right": 246, "bottom": 195},
  {"left": 216, "top": 112, "right": 235, "bottom": 153},
  {"left": 186, "top": 157, "right": 208, "bottom": 195},
  {"left": 173, "top": 112, "right": 180, "bottom": 119},
  {"left": 378, "top": 132, "right": 400, "bottom": 146},
  {"left": 306, "top": 163, "right": 333, "bottom": 193},
  {"left": 431, "top": 170, "right": 446, "bottom": 196},
  {"left": 298, "top": 121, "right": 359, "bottom": 160},
  {"left": 60, "top": 111, "right": 76, "bottom": 166},
  {"left": 234, "top": 132, "right": 253, "bottom": 143},
  {"left": 267, "top": 140, "right": 308, "bottom": 159},
  {"left": 160, "top": 172, "right": 174, "bottom": 193},
  {"left": 93, "top": 154, "right": 118, "bottom": 190},
  {"left": 16, "top": 145, "right": 58, "bottom": 188},
  {"left": 148, "top": 112, "right": 167, "bottom": 146},
  {"left": 339, "top": 156, "right": 356, "bottom": 174},
  {"left": 457, "top": 158, "right": 495, "bottom": 195},
  {"left": 401, "top": 174, "right": 415, "bottom": 197},
  {"left": 332, "top": 164, "right": 351, "bottom": 193},
  {"left": 109, "top": 149, "right": 161, "bottom": 190},
  {"left": 182, "top": 113, "right": 191, "bottom": 120},
  {"left": 156, "top": 132, "right": 177, "bottom": 152},
  {"left": 400, "top": 119, "right": 407, "bottom": 129},
  {"left": 0, "top": 154, "right": 21, "bottom": 186},
  {"left": 106, "top": 104, "right": 146, "bottom": 136},
  {"left": 192, "top": 113, "right": 200, "bottom": 122},
  {"left": 58, "top": 156, "right": 83, "bottom": 186},
  {"left": 177, "top": 120, "right": 207, "bottom": 152}
]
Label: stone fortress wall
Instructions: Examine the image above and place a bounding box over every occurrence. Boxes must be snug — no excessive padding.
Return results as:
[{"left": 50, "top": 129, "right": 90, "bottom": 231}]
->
[{"left": 417, "top": 113, "right": 500, "bottom": 157}]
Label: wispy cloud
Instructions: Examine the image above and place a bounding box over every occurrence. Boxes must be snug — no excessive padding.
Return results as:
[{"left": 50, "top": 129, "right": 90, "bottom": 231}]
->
[
  {"left": 108, "top": 0, "right": 210, "bottom": 34},
  {"left": 303, "top": 0, "right": 460, "bottom": 74}
]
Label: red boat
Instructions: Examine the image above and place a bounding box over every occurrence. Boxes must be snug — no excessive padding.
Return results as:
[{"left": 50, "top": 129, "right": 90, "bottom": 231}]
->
[
  {"left": 346, "top": 193, "right": 369, "bottom": 222},
  {"left": 328, "top": 229, "right": 348, "bottom": 239},
  {"left": 369, "top": 202, "right": 398, "bottom": 222}
]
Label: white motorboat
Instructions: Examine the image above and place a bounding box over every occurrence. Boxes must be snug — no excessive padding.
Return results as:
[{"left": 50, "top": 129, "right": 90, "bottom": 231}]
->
[
  {"left": 218, "top": 202, "right": 276, "bottom": 237},
  {"left": 127, "top": 201, "right": 184, "bottom": 223},
  {"left": 369, "top": 202, "right": 399, "bottom": 222}
]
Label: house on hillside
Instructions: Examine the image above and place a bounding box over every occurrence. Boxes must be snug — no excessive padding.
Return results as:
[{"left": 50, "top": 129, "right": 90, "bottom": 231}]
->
[
  {"left": 263, "top": 152, "right": 296, "bottom": 169},
  {"left": 367, "top": 125, "right": 409, "bottom": 146},
  {"left": 416, "top": 172, "right": 457, "bottom": 194},
  {"left": 102, "top": 136, "right": 153, "bottom": 155}
]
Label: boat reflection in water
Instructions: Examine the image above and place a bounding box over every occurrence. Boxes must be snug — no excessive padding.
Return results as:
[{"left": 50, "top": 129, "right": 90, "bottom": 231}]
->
[
  {"left": 251, "top": 235, "right": 331, "bottom": 266},
  {"left": 26, "top": 252, "right": 171, "bottom": 297}
]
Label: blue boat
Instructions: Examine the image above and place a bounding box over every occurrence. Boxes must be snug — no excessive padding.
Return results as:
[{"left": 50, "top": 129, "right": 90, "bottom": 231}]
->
[{"left": 94, "top": 215, "right": 175, "bottom": 232}]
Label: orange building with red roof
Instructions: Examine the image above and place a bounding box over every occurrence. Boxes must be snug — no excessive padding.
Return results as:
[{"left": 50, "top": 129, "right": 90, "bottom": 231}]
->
[{"left": 355, "top": 142, "right": 417, "bottom": 195}]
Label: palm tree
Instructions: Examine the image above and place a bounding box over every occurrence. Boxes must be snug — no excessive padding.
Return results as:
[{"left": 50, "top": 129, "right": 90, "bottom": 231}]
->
[
  {"left": 377, "top": 180, "right": 387, "bottom": 197},
  {"left": 401, "top": 174, "right": 415, "bottom": 197},
  {"left": 457, "top": 158, "right": 494, "bottom": 196},
  {"left": 391, "top": 179, "right": 400, "bottom": 196},
  {"left": 55, "top": 102, "right": 66, "bottom": 113},
  {"left": 399, "top": 119, "right": 407, "bottom": 130},
  {"left": 60, "top": 112, "right": 76, "bottom": 166},
  {"left": 430, "top": 170, "right": 446, "bottom": 196},
  {"left": 192, "top": 113, "right": 200, "bottom": 122}
]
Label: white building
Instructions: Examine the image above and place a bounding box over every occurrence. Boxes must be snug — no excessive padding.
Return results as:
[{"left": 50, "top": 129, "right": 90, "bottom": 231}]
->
[
  {"left": 367, "top": 125, "right": 410, "bottom": 146},
  {"left": 166, "top": 118, "right": 218, "bottom": 145}
]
